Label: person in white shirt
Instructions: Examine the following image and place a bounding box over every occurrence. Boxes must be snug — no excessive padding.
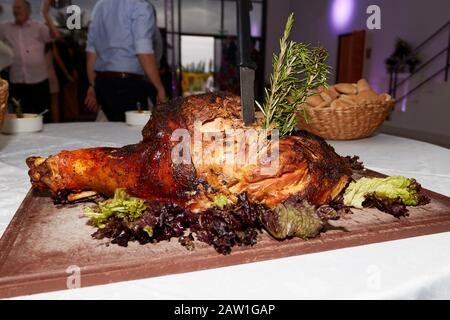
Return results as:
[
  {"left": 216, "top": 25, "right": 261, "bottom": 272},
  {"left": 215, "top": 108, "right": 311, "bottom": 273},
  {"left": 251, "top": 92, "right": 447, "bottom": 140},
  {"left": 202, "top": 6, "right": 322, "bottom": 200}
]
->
[
  {"left": 0, "top": 0, "right": 60, "bottom": 121},
  {"left": 0, "top": 4, "right": 13, "bottom": 73},
  {"left": 0, "top": 41, "right": 13, "bottom": 72},
  {"left": 84, "top": 0, "right": 166, "bottom": 121}
]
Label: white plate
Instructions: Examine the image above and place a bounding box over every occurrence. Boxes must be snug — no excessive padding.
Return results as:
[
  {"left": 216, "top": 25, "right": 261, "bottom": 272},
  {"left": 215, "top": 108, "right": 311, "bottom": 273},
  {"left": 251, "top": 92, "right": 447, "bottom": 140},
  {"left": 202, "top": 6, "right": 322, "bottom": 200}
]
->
[
  {"left": 2, "top": 113, "right": 43, "bottom": 134},
  {"left": 125, "top": 110, "right": 151, "bottom": 126}
]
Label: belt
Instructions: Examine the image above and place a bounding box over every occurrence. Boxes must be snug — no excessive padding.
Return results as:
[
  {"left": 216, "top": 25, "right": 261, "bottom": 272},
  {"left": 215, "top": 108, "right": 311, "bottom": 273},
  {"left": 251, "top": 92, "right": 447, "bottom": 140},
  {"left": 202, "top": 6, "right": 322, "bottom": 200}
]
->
[{"left": 96, "top": 71, "right": 145, "bottom": 81}]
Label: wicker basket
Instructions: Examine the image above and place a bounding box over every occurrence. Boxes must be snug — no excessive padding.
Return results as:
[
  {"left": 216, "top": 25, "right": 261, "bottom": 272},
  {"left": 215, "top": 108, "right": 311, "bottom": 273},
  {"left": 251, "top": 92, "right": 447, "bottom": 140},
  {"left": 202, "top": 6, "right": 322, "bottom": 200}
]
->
[
  {"left": 298, "top": 100, "right": 394, "bottom": 140},
  {"left": 0, "top": 78, "right": 8, "bottom": 128}
]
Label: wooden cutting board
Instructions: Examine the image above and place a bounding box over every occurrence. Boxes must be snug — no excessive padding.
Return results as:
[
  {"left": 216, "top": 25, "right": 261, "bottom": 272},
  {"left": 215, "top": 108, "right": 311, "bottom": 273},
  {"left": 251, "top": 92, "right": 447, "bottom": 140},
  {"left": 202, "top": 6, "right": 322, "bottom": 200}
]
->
[{"left": 1, "top": 171, "right": 450, "bottom": 298}]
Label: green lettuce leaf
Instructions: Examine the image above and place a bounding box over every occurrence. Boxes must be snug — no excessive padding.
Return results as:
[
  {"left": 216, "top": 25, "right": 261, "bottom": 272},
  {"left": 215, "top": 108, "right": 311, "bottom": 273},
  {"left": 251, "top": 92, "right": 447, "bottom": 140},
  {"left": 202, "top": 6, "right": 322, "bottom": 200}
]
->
[
  {"left": 84, "top": 189, "right": 148, "bottom": 228},
  {"left": 260, "top": 201, "right": 323, "bottom": 240},
  {"left": 344, "top": 176, "right": 422, "bottom": 209}
]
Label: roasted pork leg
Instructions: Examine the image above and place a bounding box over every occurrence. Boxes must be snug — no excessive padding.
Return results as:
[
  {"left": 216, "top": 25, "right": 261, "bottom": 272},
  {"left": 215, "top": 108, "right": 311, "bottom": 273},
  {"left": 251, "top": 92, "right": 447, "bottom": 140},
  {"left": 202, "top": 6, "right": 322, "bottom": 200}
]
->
[{"left": 27, "top": 93, "right": 351, "bottom": 210}]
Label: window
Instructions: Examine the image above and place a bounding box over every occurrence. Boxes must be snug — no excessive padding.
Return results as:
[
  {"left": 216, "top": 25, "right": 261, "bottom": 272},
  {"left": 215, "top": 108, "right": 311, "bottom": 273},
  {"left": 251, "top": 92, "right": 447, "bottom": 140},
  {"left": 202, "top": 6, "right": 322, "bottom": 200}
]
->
[
  {"left": 155, "top": 0, "right": 266, "bottom": 98},
  {"left": 181, "top": 35, "right": 215, "bottom": 94}
]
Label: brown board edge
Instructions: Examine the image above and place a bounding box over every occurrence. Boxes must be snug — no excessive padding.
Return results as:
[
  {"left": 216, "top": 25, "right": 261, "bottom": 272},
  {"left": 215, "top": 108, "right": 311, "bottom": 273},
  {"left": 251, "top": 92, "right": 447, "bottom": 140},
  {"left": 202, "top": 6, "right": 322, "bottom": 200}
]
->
[
  {"left": 1, "top": 211, "right": 450, "bottom": 298},
  {"left": 1, "top": 169, "right": 450, "bottom": 298}
]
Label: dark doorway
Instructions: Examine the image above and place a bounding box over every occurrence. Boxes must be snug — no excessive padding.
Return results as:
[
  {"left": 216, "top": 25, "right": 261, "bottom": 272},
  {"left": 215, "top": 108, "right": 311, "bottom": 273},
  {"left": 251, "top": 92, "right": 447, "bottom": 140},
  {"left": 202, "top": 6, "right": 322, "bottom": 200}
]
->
[{"left": 336, "top": 31, "right": 366, "bottom": 83}]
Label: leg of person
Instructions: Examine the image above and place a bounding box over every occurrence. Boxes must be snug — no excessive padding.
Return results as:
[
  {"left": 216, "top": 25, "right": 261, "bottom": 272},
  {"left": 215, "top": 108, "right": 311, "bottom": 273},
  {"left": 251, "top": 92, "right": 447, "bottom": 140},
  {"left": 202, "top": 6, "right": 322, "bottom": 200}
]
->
[
  {"left": 146, "top": 82, "right": 157, "bottom": 108},
  {"left": 63, "top": 81, "right": 79, "bottom": 122},
  {"left": 26, "top": 80, "right": 51, "bottom": 122},
  {"left": 50, "top": 92, "right": 60, "bottom": 123},
  {"left": 95, "top": 77, "right": 123, "bottom": 121},
  {"left": 9, "top": 83, "right": 21, "bottom": 111},
  {"left": 48, "top": 70, "right": 61, "bottom": 123},
  {"left": 122, "top": 78, "right": 148, "bottom": 113},
  {"left": 38, "top": 80, "right": 51, "bottom": 123},
  {"left": 21, "top": 84, "right": 37, "bottom": 114},
  {"left": 9, "top": 83, "right": 30, "bottom": 114},
  {"left": 96, "top": 77, "right": 148, "bottom": 122}
]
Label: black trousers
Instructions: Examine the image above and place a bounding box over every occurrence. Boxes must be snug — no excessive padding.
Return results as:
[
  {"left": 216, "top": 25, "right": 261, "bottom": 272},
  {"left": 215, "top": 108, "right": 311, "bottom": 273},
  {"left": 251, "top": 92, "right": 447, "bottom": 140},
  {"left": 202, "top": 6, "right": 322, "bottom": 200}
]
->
[
  {"left": 10, "top": 80, "right": 51, "bottom": 123},
  {"left": 95, "top": 77, "right": 148, "bottom": 122}
]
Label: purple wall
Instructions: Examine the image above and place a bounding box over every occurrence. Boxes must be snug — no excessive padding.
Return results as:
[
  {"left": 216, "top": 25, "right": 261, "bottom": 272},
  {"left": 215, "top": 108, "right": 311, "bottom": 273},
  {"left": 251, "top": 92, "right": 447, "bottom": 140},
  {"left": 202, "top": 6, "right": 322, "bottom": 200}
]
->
[{"left": 265, "top": 0, "right": 450, "bottom": 93}]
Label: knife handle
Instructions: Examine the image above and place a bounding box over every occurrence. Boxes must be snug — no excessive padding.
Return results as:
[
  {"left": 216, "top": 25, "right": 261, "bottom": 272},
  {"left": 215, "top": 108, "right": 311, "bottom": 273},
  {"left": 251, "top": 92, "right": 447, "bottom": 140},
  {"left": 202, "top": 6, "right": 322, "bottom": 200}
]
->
[{"left": 237, "top": 0, "right": 256, "bottom": 69}]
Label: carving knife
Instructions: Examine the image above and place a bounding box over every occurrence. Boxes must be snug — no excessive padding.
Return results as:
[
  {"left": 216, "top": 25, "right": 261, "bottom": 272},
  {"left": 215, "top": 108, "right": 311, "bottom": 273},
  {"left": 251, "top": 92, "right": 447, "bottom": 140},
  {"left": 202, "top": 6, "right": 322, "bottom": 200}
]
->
[{"left": 237, "top": 0, "right": 256, "bottom": 126}]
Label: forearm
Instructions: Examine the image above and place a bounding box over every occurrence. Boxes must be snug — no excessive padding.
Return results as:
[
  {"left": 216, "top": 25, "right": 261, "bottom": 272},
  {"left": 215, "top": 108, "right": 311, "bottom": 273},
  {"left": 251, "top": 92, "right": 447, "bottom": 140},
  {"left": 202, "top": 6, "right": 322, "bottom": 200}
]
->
[
  {"left": 86, "top": 52, "right": 97, "bottom": 86},
  {"left": 43, "top": 13, "right": 61, "bottom": 39},
  {"left": 0, "top": 41, "right": 13, "bottom": 70},
  {"left": 84, "top": 52, "right": 98, "bottom": 111},
  {"left": 137, "top": 54, "right": 164, "bottom": 92},
  {"left": 53, "top": 46, "right": 71, "bottom": 78}
]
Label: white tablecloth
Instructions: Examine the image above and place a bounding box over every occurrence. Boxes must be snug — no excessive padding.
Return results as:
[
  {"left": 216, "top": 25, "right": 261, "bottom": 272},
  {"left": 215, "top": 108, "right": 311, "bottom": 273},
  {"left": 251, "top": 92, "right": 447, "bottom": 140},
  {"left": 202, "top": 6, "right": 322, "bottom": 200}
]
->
[{"left": 1, "top": 123, "right": 450, "bottom": 300}]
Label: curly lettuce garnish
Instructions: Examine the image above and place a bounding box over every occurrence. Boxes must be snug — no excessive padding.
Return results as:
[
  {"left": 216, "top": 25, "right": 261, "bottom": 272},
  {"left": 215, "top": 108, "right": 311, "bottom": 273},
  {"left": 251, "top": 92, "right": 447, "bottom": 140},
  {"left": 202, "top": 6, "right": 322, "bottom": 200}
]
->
[
  {"left": 262, "top": 202, "right": 322, "bottom": 239},
  {"left": 344, "top": 176, "right": 430, "bottom": 217},
  {"left": 344, "top": 176, "right": 422, "bottom": 208},
  {"left": 260, "top": 200, "right": 347, "bottom": 240},
  {"left": 84, "top": 189, "right": 148, "bottom": 228}
]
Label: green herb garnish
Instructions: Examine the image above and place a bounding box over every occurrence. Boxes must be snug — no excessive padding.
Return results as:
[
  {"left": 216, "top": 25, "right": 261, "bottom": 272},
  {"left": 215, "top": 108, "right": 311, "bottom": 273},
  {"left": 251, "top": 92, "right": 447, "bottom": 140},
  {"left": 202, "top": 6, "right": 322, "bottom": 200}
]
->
[
  {"left": 213, "top": 194, "right": 229, "bottom": 208},
  {"left": 256, "top": 13, "right": 330, "bottom": 137},
  {"left": 84, "top": 189, "right": 148, "bottom": 228},
  {"left": 12, "top": 98, "right": 23, "bottom": 118},
  {"left": 143, "top": 225, "right": 154, "bottom": 237}
]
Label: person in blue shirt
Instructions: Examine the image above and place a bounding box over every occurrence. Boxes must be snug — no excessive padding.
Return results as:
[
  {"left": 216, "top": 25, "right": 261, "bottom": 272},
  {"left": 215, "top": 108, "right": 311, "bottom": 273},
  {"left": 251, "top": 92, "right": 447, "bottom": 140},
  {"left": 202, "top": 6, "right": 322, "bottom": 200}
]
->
[{"left": 84, "top": 0, "right": 167, "bottom": 121}]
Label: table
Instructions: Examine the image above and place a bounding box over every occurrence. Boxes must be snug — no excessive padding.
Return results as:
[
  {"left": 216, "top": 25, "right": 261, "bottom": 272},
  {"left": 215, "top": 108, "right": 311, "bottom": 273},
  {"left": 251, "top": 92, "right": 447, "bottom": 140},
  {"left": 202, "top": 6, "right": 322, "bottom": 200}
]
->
[{"left": 1, "top": 123, "right": 450, "bottom": 300}]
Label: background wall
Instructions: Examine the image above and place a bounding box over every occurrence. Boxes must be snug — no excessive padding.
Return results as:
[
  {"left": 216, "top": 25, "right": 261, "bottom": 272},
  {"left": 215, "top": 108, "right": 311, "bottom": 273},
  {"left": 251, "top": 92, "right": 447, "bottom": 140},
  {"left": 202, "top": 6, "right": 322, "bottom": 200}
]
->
[
  {"left": 265, "top": 0, "right": 450, "bottom": 147},
  {"left": 264, "top": 0, "right": 293, "bottom": 83},
  {"left": 1, "top": 0, "right": 449, "bottom": 146},
  {"left": 0, "top": 0, "right": 95, "bottom": 25},
  {"left": 265, "top": 0, "right": 450, "bottom": 88}
]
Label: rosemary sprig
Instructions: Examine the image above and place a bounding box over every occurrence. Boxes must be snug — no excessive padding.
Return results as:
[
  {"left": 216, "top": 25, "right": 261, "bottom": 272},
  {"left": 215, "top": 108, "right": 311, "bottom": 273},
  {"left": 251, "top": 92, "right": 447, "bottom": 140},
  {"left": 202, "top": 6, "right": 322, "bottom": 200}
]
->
[{"left": 256, "top": 13, "right": 330, "bottom": 137}]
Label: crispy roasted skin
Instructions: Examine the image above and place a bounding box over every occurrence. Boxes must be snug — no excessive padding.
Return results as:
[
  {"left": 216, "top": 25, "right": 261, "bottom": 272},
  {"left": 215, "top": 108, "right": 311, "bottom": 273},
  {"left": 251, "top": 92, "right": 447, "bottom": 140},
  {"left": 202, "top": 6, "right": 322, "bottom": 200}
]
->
[{"left": 27, "top": 93, "right": 351, "bottom": 209}]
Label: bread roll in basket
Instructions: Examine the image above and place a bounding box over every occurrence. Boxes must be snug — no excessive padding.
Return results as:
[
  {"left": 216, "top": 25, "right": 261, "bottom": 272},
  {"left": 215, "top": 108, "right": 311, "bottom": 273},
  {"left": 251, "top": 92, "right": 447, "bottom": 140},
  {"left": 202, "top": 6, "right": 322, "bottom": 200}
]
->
[
  {"left": 297, "top": 79, "right": 394, "bottom": 140},
  {"left": 0, "top": 78, "right": 8, "bottom": 128}
]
